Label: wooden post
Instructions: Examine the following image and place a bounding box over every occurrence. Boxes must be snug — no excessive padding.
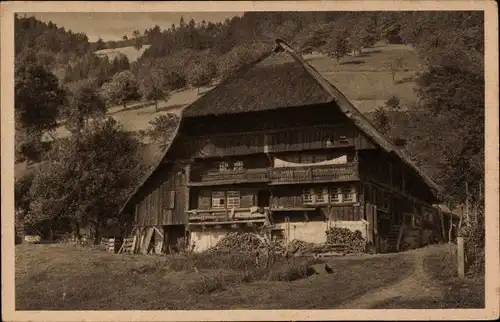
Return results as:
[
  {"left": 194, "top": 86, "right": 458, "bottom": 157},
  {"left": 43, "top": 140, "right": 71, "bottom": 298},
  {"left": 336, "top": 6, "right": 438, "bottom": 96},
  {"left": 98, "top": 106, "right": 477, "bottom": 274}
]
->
[
  {"left": 439, "top": 209, "right": 446, "bottom": 242},
  {"left": 448, "top": 213, "right": 453, "bottom": 243},
  {"left": 465, "top": 182, "right": 470, "bottom": 224},
  {"left": 457, "top": 236, "right": 465, "bottom": 278}
]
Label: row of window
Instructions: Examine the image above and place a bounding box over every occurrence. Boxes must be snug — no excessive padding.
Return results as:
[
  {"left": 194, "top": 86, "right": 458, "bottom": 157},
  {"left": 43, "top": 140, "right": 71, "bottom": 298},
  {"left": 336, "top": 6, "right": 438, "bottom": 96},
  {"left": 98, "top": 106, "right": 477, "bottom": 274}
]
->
[
  {"left": 209, "top": 186, "right": 358, "bottom": 210},
  {"left": 302, "top": 186, "right": 357, "bottom": 204},
  {"left": 218, "top": 161, "right": 244, "bottom": 172},
  {"left": 211, "top": 191, "right": 241, "bottom": 209}
]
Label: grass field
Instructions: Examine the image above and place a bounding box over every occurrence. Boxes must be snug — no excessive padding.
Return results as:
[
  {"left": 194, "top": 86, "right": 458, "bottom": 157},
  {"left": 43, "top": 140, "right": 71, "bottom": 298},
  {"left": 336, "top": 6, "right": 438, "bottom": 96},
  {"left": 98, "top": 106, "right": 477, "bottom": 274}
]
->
[{"left": 15, "top": 243, "right": 484, "bottom": 310}]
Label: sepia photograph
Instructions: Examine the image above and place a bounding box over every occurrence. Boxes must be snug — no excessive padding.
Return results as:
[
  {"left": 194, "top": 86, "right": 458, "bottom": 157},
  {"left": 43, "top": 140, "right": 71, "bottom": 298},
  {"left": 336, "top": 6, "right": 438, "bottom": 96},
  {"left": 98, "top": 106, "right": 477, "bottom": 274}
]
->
[{"left": 1, "top": 1, "right": 498, "bottom": 321}]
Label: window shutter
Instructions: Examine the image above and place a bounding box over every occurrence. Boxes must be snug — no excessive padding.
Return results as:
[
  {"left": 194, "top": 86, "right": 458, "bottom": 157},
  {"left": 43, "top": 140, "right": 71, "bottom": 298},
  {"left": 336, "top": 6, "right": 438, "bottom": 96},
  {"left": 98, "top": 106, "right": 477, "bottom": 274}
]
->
[
  {"left": 240, "top": 191, "right": 254, "bottom": 208},
  {"left": 168, "top": 190, "right": 176, "bottom": 209},
  {"left": 198, "top": 190, "right": 211, "bottom": 210}
]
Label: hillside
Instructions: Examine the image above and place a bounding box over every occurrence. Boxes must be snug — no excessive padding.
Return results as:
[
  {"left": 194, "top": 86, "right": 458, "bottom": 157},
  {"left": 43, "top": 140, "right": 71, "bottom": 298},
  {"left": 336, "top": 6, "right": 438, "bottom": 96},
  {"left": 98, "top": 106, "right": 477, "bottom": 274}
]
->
[
  {"left": 41, "top": 43, "right": 419, "bottom": 142},
  {"left": 94, "top": 45, "right": 151, "bottom": 63}
]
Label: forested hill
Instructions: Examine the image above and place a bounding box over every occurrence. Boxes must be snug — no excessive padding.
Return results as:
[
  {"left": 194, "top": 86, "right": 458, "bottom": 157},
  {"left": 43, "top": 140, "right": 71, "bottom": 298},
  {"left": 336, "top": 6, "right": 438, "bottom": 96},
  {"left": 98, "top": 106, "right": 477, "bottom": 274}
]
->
[{"left": 15, "top": 11, "right": 484, "bottom": 207}]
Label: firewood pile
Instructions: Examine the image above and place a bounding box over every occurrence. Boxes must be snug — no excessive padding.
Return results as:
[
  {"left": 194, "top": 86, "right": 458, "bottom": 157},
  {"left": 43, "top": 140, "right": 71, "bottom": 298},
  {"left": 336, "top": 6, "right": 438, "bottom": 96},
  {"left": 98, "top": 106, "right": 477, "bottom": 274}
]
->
[
  {"left": 326, "top": 227, "right": 366, "bottom": 253},
  {"left": 210, "top": 232, "right": 280, "bottom": 254},
  {"left": 208, "top": 232, "right": 362, "bottom": 257}
]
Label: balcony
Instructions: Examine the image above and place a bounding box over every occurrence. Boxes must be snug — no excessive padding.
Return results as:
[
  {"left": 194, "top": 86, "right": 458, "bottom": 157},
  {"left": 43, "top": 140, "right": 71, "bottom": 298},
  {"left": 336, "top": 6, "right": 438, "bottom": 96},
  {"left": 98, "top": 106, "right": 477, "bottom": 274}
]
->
[
  {"left": 268, "top": 163, "right": 359, "bottom": 185},
  {"left": 187, "top": 208, "right": 268, "bottom": 225},
  {"left": 188, "top": 163, "right": 359, "bottom": 186},
  {"left": 188, "top": 168, "right": 270, "bottom": 186}
]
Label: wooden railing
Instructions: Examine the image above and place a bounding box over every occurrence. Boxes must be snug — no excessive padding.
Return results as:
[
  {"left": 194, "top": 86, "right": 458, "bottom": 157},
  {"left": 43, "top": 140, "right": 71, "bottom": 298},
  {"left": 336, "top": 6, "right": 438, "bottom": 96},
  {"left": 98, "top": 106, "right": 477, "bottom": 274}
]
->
[
  {"left": 189, "top": 163, "right": 359, "bottom": 186},
  {"left": 189, "top": 168, "right": 270, "bottom": 186},
  {"left": 187, "top": 208, "right": 268, "bottom": 224},
  {"left": 269, "top": 163, "right": 359, "bottom": 184}
]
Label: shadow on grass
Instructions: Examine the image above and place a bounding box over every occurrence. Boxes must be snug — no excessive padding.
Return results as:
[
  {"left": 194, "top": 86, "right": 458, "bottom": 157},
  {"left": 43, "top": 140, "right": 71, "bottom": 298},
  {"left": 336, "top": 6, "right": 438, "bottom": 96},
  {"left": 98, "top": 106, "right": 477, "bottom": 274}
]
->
[
  {"left": 106, "top": 102, "right": 154, "bottom": 116},
  {"left": 395, "top": 76, "right": 414, "bottom": 84},
  {"left": 136, "top": 104, "right": 186, "bottom": 115},
  {"left": 340, "top": 60, "right": 366, "bottom": 65},
  {"left": 359, "top": 50, "right": 383, "bottom": 56}
]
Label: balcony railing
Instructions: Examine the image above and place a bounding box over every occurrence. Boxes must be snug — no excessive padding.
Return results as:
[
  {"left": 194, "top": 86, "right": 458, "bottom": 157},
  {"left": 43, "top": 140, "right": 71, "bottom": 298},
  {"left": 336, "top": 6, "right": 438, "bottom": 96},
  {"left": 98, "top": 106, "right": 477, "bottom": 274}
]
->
[
  {"left": 268, "top": 163, "right": 359, "bottom": 185},
  {"left": 189, "top": 168, "right": 270, "bottom": 186},
  {"left": 188, "top": 163, "right": 359, "bottom": 186}
]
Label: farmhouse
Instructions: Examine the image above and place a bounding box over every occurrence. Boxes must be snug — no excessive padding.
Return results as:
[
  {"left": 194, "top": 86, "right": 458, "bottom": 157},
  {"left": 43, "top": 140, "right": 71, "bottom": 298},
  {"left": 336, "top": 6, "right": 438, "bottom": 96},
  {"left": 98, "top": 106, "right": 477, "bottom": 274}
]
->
[{"left": 118, "top": 39, "right": 455, "bottom": 254}]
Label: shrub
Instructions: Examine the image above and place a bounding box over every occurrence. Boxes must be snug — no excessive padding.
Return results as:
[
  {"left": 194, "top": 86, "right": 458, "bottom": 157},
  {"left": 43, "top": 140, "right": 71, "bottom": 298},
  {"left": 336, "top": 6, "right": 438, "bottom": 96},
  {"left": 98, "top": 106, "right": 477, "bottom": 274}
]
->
[
  {"left": 268, "top": 263, "right": 317, "bottom": 282},
  {"left": 461, "top": 213, "right": 485, "bottom": 277},
  {"left": 184, "top": 271, "right": 232, "bottom": 294}
]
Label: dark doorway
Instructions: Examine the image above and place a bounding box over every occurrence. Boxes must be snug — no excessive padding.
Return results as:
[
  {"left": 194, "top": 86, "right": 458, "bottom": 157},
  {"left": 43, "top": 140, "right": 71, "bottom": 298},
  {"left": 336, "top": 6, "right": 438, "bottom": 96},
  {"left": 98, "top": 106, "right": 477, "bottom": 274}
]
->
[{"left": 257, "top": 190, "right": 271, "bottom": 208}]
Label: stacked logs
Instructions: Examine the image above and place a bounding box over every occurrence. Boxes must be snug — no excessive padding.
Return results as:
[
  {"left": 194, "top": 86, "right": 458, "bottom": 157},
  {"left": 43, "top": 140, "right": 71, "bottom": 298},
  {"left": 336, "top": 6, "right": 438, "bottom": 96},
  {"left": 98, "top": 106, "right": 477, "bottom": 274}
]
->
[
  {"left": 326, "top": 227, "right": 365, "bottom": 253},
  {"left": 208, "top": 229, "right": 367, "bottom": 257},
  {"left": 211, "top": 232, "right": 268, "bottom": 253}
]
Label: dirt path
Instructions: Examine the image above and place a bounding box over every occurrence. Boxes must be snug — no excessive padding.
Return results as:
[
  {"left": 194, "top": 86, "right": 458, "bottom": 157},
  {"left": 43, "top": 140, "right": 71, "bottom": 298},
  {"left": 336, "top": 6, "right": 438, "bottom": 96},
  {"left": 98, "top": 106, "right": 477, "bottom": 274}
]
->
[{"left": 336, "top": 249, "right": 444, "bottom": 309}]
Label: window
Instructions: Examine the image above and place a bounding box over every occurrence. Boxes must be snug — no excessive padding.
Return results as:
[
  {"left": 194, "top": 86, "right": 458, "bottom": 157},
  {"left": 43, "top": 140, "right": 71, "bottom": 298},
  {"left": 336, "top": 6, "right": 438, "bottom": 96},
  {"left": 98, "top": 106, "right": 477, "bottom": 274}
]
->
[
  {"left": 329, "top": 187, "right": 341, "bottom": 203},
  {"left": 303, "top": 188, "right": 314, "bottom": 204},
  {"left": 212, "top": 191, "right": 226, "bottom": 209},
  {"left": 233, "top": 160, "right": 244, "bottom": 171},
  {"left": 303, "top": 187, "right": 329, "bottom": 204},
  {"left": 343, "top": 186, "right": 357, "bottom": 203},
  {"left": 315, "top": 187, "right": 327, "bottom": 203},
  {"left": 218, "top": 161, "right": 229, "bottom": 172},
  {"left": 227, "top": 191, "right": 241, "bottom": 208}
]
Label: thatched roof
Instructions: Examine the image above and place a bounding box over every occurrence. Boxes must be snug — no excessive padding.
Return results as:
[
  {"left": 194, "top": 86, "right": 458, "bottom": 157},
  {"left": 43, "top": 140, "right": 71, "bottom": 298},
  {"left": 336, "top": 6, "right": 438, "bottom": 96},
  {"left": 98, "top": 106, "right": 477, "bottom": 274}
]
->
[
  {"left": 118, "top": 39, "right": 441, "bottom": 216},
  {"left": 182, "top": 51, "right": 332, "bottom": 118}
]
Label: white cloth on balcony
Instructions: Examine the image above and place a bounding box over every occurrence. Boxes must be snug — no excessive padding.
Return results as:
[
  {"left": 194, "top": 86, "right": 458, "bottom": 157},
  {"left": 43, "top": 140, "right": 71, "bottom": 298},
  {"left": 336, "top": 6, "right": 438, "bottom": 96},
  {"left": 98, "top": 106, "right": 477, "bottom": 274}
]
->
[{"left": 273, "top": 155, "right": 348, "bottom": 168}]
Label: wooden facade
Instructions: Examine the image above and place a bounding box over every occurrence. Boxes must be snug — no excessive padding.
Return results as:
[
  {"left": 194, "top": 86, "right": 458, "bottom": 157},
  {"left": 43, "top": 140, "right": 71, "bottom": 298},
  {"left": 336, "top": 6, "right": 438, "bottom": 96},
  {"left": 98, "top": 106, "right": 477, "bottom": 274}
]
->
[{"left": 120, "top": 40, "right": 446, "bottom": 254}]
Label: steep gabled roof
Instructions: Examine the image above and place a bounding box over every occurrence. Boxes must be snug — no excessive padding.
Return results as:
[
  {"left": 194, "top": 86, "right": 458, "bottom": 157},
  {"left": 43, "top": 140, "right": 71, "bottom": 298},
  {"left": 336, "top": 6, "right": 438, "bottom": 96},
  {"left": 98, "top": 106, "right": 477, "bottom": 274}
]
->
[
  {"left": 182, "top": 49, "right": 332, "bottom": 117},
  {"left": 119, "top": 39, "right": 441, "bottom": 216}
]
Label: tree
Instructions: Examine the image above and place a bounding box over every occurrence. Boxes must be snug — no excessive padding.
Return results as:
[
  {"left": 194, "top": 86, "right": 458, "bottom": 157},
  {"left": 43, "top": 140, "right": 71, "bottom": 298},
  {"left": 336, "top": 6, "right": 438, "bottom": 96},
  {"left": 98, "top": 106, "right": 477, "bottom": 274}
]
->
[
  {"left": 15, "top": 61, "right": 66, "bottom": 163},
  {"left": 27, "top": 118, "right": 147, "bottom": 244},
  {"left": 348, "top": 25, "right": 364, "bottom": 56},
  {"left": 373, "top": 106, "right": 391, "bottom": 135},
  {"left": 100, "top": 70, "right": 140, "bottom": 109},
  {"left": 144, "top": 114, "right": 180, "bottom": 148},
  {"left": 385, "top": 95, "right": 401, "bottom": 110},
  {"left": 95, "top": 38, "right": 106, "bottom": 51},
  {"left": 137, "top": 60, "right": 171, "bottom": 111},
  {"left": 132, "top": 29, "right": 143, "bottom": 51},
  {"left": 327, "top": 29, "right": 349, "bottom": 64},
  {"left": 122, "top": 35, "right": 128, "bottom": 41},
  {"left": 187, "top": 59, "right": 216, "bottom": 94},
  {"left": 15, "top": 169, "right": 35, "bottom": 213},
  {"left": 383, "top": 54, "right": 406, "bottom": 84},
  {"left": 64, "top": 79, "right": 107, "bottom": 134},
  {"left": 15, "top": 63, "right": 65, "bottom": 134}
]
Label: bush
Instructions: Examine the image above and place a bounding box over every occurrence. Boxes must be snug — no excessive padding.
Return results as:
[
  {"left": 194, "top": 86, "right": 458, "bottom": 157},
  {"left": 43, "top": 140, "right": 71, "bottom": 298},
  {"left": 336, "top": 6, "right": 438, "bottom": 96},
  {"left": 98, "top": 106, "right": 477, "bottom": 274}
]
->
[
  {"left": 268, "top": 263, "right": 317, "bottom": 282},
  {"left": 462, "top": 214, "right": 485, "bottom": 277},
  {"left": 183, "top": 271, "right": 237, "bottom": 294}
]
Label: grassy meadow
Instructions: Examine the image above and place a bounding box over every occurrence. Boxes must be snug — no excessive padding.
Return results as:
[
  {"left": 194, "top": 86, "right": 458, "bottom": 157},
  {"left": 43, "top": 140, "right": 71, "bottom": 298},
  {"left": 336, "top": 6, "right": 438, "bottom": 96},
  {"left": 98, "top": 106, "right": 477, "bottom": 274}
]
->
[{"left": 15, "top": 243, "right": 484, "bottom": 310}]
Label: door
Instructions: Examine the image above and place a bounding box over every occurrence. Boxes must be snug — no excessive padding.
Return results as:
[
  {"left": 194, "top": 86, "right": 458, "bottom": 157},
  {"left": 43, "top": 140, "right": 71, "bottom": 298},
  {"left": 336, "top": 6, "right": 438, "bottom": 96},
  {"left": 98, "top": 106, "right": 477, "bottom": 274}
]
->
[{"left": 257, "top": 190, "right": 271, "bottom": 208}]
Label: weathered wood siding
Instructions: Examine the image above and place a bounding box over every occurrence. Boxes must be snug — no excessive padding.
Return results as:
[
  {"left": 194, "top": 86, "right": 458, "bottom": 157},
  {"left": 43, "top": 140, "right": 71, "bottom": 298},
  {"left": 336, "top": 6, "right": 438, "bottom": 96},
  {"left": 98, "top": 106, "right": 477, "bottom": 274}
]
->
[
  {"left": 135, "top": 163, "right": 187, "bottom": 226},
  {"left": 177, "top": 124, "right": 360, "bottom": 159},
  {"left": 326, "top": 205, "right": 363, "bottom": 221},
  {"left": 358, "top": 150, "right": 436, "bottom": 204}
]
